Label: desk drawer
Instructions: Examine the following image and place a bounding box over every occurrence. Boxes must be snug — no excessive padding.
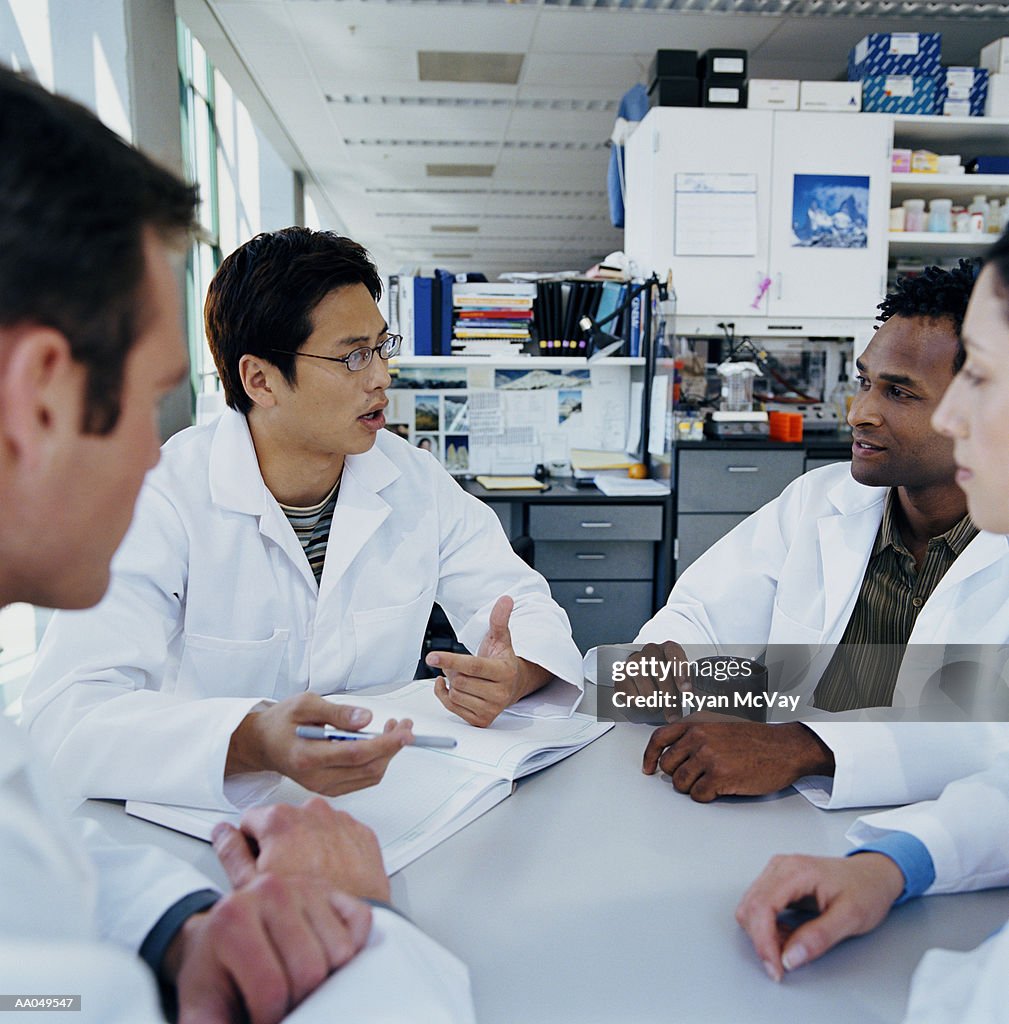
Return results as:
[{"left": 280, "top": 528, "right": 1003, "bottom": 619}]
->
[
  {"left": 551, "top": 580, "right": 652, "bottom": 652},
  {"left": 535, "top": 541, "right": 654, "bottom": 581},
  {"left": 677, "top": 450, "right": 804, "bottom": 513},
  {"left": 529, "top": 504, "right": 663, "bottom": 542}
]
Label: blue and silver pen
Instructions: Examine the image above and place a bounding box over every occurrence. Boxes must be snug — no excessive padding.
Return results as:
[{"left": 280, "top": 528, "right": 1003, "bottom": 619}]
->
[{"left": 295, "top": 724, "right": 457, "bottom": 749}]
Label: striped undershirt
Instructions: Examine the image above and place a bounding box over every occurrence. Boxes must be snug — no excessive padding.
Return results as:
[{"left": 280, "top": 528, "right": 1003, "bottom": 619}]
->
[
  {"left": 279, "top": 477, "right": 341, "bottom": 585},
  {"left": 812, "top": 488, "right": 977, "bottom": 712}
]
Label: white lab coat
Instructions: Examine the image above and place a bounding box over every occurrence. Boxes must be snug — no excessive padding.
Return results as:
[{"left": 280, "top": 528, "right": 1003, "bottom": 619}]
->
[
  {"left": 636, "top": 463, "right": 1009, "bottom": 808},
  {"left": 0, "top": 713, "right": 211, "bottom": 1023},
  {"left": 901, "top": 924, "right": 1009, "bottom": 1024},
  {"left": 0, "top": 716, "right": 475, "bottom": 1022},
  {"left": 848, "top": 761, "right": 1009, "bottom": 1024},
  {"left": 22, "top": 410, "right": 583, "bottom": 811}
]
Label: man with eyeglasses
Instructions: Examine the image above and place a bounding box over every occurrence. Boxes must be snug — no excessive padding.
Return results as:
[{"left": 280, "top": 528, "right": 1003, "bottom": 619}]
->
[{"left": 22, "top": 227, "right": 583, "bottom": 813}]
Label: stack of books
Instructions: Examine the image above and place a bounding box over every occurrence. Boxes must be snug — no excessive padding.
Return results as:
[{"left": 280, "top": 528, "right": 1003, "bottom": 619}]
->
[{"left": 451, "top": 283, "right": 536, "bottom": 356}]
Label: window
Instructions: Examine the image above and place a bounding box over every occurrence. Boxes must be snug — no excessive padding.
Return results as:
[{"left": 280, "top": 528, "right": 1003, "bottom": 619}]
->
[{"left": 177, "top": 18, "right": 222, "bottom": 403}]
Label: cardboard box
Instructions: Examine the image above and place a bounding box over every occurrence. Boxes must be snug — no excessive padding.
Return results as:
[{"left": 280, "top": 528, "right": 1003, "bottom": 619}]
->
[
  {"left": 861, "top": 75, "right": 937, "bottom": 115},
  {"left": 747, "top": 79, "right": 799, "bottom": 110},
  {"left": 648, "top": 50, "right": 697, "bottom": 82},
  {"left": 701, "top": 79, "right": 746, "bottom": 108},
  {"left": 848, "top": 32, "right": 942, "bottom": 79},
  {"left": 648, "top": 76, "right": 699, "bottom": 108},
  {"left": 985, "top": 72, "right": 1009, "bottom": 117},
  {"left": 799, "top": 80, "right": 862, "bottom": 113},
  {"left": 980, "top": 37, "right": 1009, "bottom": 75},
  {"left": 891, "top": 148, "right": 912, "bottom": 173},
  {"left": 698, "top": 49, "right": 747, "bottom": 81},
  {"left": 935, "top": 67, "right": 988, "bottom": 116}
]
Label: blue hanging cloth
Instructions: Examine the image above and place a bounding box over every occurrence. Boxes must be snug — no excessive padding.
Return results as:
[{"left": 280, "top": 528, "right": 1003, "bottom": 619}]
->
[{"left": 607, "top": 83, "right": 650, "bottom": 229}]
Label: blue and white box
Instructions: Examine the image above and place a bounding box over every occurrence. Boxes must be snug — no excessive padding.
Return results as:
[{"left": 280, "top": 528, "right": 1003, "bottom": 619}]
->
[
  {"left": 848, "top": 33, "right": 941, "bottom": 80},
  {"left": 935, "top": 67, "right": 988, "bottom": 117},
  {"left": 861, "top": 75, "right": 938, "bottom": 115}
]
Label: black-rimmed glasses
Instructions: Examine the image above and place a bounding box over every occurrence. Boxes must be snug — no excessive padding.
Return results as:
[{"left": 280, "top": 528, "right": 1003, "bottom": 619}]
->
[{"left": 271, "top": 334, "right": 402, "bottom": 372}]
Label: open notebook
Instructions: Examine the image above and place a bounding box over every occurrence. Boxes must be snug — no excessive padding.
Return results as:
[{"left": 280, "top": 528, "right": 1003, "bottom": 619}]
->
[{"left": 126, "top": 680, "right": 612, "bottom": 874}]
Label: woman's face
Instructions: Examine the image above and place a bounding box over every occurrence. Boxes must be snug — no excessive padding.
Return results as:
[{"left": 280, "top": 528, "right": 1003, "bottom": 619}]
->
[{"left": 932, "top": 266, "right": 1009, "bottom": 534}]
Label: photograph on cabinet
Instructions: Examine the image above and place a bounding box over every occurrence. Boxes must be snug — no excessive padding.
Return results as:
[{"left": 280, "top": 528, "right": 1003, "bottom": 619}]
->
[{"left": 791, "top": 174, "right": 869, "bottom": 248}]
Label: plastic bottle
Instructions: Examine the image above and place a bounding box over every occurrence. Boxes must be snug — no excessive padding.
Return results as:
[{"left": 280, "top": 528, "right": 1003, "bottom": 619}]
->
[
  {"left": 988, "top": 199, "right": 1002, "bottom": 234},
  {"left": 902, "top": 198, "right": 926, "bottom": 232},
  {"left": 969, "top": 195, "right": 988, "bottom": 233},
  {"left": 928, "top": 198, "right": 952, "bottom": 233}
]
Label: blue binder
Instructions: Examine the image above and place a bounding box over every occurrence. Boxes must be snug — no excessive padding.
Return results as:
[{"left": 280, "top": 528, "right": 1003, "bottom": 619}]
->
[
  {"left": 433, "top": 269, "right": 455, "bottom": 356},
  {"left": 413, "top": 276, "right": 434, "bottom": 356}
]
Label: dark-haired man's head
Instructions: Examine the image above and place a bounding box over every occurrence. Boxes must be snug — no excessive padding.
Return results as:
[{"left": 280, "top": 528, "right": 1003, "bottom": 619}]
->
[
  {"left": 847, "top": 263, "right": 975, "bottom": 499},
  {"left": 204, "top": 228, "right": 395, "bottom": 505},
  {"left": 0, "top": 67, "right": 194, "bottom": 610},
  {"left": 0, "top": 67, "right": 196, "bottom": 434},
  {"left": 204, "top": 227, "right": 383, "bottom": 414}
]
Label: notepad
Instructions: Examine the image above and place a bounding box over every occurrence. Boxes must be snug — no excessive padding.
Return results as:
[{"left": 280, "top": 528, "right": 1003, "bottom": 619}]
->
[
  {"left": 126, "top": 681, "right": 611, "bottom": 874},
  {"left": 568, "top": 449, "right": 636, "bottom": 471},
  {"left": 474, "top": 475, "right": 546, "bottom": 491}
]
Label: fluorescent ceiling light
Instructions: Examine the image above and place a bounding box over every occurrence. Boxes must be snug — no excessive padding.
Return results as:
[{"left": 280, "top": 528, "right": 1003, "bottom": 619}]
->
[
  {"left": 418, "top": 51, "right": 524, "bottom": 85},
  {"left": 425, "top": 164, "right": 495, "bottom": 177}
]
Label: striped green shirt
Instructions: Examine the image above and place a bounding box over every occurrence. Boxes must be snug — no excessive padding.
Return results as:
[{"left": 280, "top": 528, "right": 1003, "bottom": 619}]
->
[
  {"left": 812, "top": 489, "right": 977, "bottom": 713},
  {"left": 279, "top": 478, "right": 341, "bottom": 586}
]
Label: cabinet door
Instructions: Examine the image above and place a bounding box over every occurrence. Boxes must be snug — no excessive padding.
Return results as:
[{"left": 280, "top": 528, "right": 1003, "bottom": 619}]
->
[
  {"left": 767, "top": 112, "right": 891, "bottom": 319},
  {"left": 676, "top": 514, "right": 748, "bottom": 575},
  {"left": 624, "top": 108, "right": 774, "bottom": 317}
]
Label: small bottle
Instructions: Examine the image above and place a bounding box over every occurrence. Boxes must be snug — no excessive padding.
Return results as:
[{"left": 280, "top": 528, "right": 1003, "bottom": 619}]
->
[
  {"left": 988, "top": 199, "right": 1002, "bottom": 234},
  {"left": 969, "top": 195, "right": 989, "bottom": 233}
]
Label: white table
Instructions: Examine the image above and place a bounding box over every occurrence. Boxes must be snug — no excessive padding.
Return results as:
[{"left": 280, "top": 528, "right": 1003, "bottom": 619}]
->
[{"left": 83, "top": 718, "right": 1009, "bottom": 1024}]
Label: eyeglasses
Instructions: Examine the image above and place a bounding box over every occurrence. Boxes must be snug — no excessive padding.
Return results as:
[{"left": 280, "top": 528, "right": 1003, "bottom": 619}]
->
[{"left": 272, "top": 334, "right": 402, "bottom": 373}]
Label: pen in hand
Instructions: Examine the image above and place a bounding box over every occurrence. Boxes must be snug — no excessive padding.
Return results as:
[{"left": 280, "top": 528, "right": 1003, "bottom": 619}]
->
[{"left": 296, "top": 724, "right": 457, "bottom": 750}]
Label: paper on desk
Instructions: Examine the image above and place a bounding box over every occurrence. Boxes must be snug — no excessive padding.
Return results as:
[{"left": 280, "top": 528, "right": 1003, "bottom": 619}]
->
[
  {"left": 475, "top": 475, "right": 545, "bottom": 491},
  {"left": 593, "top": 476, "right": 670, "bottom": 496}
]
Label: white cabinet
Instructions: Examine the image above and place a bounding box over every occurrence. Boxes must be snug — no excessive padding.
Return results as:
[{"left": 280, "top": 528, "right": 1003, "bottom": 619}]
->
[
  {"left": 624, "top": 109, "right": 773, "bottom": 319},
  {"left": 625, "top": 108, "right": 891, "bottom": 321},
  {"left": 766, "top": 112, "right": 891, "bottom": 318}
]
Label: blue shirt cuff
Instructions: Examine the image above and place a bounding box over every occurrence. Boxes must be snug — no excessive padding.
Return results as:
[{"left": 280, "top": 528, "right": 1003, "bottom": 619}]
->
[{"left": 847, "top": 831, "right": 936, "bottom": 905}]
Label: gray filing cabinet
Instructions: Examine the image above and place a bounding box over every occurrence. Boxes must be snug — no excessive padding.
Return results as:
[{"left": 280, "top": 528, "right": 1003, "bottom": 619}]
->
[
  {"left": 529, "top": 503, "right": 664, "bottom": 653},
  {"left": 675, "top": 447, "right": 806, "bottom": 577}
]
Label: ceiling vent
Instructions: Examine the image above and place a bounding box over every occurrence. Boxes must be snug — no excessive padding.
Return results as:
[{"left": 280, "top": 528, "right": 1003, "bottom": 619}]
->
[{"left": 418, "top": 51, "right": 524, "bottom": 85}]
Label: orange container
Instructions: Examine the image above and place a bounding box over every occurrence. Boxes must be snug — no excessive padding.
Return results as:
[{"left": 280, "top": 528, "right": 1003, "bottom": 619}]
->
[{"left": 785, "top": 412, "right": 803, "bottom": 442}]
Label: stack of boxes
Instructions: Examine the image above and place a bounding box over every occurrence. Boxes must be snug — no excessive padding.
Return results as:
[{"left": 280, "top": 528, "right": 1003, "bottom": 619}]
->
[
  {"left": 849, "top": 32, "right": 942, "bottom": 114},
  {"left": 649, "top": 34, "right": 1006, "bottom": 118},
  {"left": 847, "top": 32, "right": 989, "bottom": 117},
  {"left": 647, "top": 50, "right": 699, "bottom": 109},
  {"left": 647, "top": 49, "right": 747, "bottom": 110},
  {"left": 698, "top": 49, "right": 747, "bottom": 108}
]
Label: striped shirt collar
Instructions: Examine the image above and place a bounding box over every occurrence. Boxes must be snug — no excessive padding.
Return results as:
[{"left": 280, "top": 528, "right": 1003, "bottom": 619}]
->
[{"left": 873, "top": 488, "right": 977, "bottom": 560}]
